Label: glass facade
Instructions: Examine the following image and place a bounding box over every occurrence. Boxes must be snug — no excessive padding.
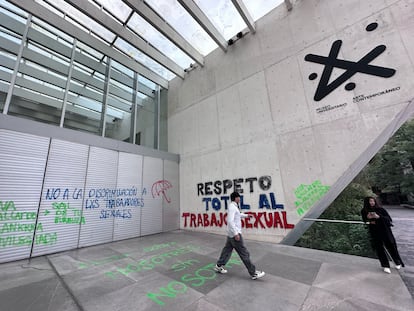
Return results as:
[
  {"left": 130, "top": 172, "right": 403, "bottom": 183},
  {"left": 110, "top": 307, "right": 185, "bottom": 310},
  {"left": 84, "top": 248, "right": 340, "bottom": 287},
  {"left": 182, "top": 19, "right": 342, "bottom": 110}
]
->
[
  {"left": 1, "top": 0, "right": 286, "bottom": 151},
  {"left": 0, "top": 1, "right": 167, "bottom": 151}
]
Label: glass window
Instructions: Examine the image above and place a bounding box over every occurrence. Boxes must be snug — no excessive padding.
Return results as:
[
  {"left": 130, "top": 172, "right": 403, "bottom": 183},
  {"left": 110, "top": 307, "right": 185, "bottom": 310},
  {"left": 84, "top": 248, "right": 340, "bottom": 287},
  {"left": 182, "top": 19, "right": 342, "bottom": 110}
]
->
[
  {"left": 139, "top": 75, "right": 156, "bottom": 91},
  {"left": 32, "top": 17, "right": 74, "bottom": 44},
  {"left": 36, "top": 0, "right": 116, "bottom": 43},
  {"left": 114, "top": 37, "right": 175, "bottom": 80},
  {"left": 112, "top": 60, "right": 134, "bottom": 79},
  {"left": 134, "top": 95, "right": 157, "bottom": 149},
  {"left": 0, "top": 0, "right": 28, "bottom": 18},
  {"left": 145, "top": 0, "right": 217, "bottom": 56},
  {"left": 127, "top": 13, "right": 193, "bottom": 69},
  {"left": 194, "top": 0, "right": 246, "bottom": 40},
  {"left": 243, "top": 0, "right": 285, "bottom": 21},
  {"left": 0, "top": 29, "right": 21, "bottom": 44},
  {"left": 92, "top": 0, "right": 132, "bottom": 22}
]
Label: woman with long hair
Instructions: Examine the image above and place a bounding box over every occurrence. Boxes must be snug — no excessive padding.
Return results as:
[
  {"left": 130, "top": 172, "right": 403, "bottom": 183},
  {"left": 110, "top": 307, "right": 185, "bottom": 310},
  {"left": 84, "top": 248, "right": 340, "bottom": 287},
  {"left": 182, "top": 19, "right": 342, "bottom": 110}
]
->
[{"left": 361, "top": 196, "right": 404, "bottom": 273}]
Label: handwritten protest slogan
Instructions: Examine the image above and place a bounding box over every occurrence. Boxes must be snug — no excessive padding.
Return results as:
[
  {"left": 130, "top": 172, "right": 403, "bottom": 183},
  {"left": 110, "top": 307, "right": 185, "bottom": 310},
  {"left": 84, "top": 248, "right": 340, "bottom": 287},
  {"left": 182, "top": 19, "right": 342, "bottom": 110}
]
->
[
  {"left": 294, "top": 180, "right": 330, "bottom": 216},
  {"left": 182, "top": 211, "right": 294, "bottom": 229},
  {"left": 147, "top": 254, "right": 242, "bottom": 306},
  {"left": 85, "top": 187, "right": 144, "bottom": 219},
  {"left": 52, "top": 202, "right": 85, "bottom": 225},
  {"left": 0, "top": 200, "right": 57, "bottom": 248},
  {"left": 75, "top": 242, "right": 179, "bottom": 270},
  {"left": 75, "top": 241, "right": 236, "bottom": 307},
  {"left": 78, "top": 253, "right": 131, "bottom": 269},
  {"left": 184, "top": 176, "right": 295, "bottom": 230},
  {"left": 104, "top": 244, "right": 200, "bottom": 279},
  {"left": 0, "top": 185, "right": 146, "bottom": 249},
  {"left": 44, "top": 186, "right": 145, "bottom": 220}
]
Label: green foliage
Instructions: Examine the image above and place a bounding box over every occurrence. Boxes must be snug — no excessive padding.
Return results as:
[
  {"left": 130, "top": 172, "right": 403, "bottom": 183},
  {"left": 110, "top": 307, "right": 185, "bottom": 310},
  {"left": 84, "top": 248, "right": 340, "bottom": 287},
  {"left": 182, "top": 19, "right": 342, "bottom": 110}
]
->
[
  {"left": 294, "top": 119, "right": 413, "bottom": 257},
  {"left": 365, "top": 119, "right": 414, "bottom": 197},
  {"left": 295, "top": 183, "right": 376, "bottom": 258},
  {"left": 320, "top": 183, "right": 368, "bottom": 220}
]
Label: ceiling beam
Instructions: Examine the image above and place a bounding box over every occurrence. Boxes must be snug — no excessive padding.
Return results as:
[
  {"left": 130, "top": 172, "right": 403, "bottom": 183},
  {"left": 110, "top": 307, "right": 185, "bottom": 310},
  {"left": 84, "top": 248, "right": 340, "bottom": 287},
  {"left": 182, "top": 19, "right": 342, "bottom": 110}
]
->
[
  {"left": 7, "top": 0, "right": 169, "bottom": 89},
  {"left": 285, "top": 0, "right": 293, "bottom": 11},
  {"left": 177, "top": 0, "right": 228, "bottom": 52},
  {"left": 65, "top": 0, "right": 184, "bottom": 79},
  {"left": 231, "top": 0, "right": 255, "bottom": 34},
  {"left": 123, "top": 0, "right": 204, "bottom": 67}
]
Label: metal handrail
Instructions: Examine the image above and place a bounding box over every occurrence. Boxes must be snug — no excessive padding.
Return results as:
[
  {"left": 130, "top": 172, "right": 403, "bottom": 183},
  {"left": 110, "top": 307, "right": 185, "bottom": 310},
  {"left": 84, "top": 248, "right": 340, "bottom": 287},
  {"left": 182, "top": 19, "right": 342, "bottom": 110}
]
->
[{"left": 303, "top": 218, "right": 368, "bottom": 224}]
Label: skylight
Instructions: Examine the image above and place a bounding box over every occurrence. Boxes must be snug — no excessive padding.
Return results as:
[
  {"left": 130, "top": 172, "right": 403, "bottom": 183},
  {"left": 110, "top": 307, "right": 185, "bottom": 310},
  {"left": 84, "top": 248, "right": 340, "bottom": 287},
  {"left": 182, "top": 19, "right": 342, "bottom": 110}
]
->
[{"left": 7, "top": 0, "right": 287, "bottom": 83}]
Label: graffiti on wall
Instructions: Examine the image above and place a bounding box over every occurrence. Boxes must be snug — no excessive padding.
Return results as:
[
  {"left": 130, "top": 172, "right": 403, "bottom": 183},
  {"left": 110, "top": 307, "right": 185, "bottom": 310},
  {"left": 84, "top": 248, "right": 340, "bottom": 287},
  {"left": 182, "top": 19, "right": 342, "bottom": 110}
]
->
[
  {"left": 0, "top": 200, "right": 57, "bottom": 248},
  {"left": 294, "top": 180, "right": 330, "bottom": 216},
  {"left": 45, "top": 188, "right": 87, "bottom": 225},
  {"left": 83, "top": 187, "right": 145, "bottom": 219},
  {"left": 152, "top": 180, "right": 173, "bottom": 203},
  {"left": 0, "top": 184, "right": 148, "bottom": 249},
  {"left": 46, "top": 186, "right": 145, "bottom": 220},
  {"left": 52, "top": 202, "right": 85, "bottom": 224},
  {"left": 182, "top": 176, "right": 294, "bottom": 230},
  {"left": 182, "top": 211, "right": 293, "bottom": 229}
]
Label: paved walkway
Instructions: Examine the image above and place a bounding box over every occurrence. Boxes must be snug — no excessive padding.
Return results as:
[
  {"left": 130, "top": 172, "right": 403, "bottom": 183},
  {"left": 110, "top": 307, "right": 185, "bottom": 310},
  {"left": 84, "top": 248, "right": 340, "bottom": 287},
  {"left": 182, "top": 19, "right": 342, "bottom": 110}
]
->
[
  {"left": 385, "top": 205, "right": 414, "bottom": 299},
  {"left": 0, "top": 230, "right": 413, "bottom": 311}
]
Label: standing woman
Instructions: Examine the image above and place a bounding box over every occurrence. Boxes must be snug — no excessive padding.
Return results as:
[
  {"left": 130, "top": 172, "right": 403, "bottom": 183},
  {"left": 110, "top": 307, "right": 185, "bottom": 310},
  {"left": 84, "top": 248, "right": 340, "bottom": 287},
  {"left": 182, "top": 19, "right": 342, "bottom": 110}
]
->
[{"left": 361, "top": 196, "right": 404, "bottom": 273}]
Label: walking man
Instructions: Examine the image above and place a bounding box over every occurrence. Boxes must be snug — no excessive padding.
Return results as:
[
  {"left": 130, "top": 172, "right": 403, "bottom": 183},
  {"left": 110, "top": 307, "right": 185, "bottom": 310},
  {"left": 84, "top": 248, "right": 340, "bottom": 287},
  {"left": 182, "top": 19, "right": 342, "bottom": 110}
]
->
[{"left": 214, "top": 191, "right": 265, "bottom": 280}]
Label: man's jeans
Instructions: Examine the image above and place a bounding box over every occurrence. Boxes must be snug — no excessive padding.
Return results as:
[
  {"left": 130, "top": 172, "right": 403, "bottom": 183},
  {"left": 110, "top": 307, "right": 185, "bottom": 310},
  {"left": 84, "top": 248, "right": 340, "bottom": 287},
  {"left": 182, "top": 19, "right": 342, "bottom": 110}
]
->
[{"left": 217, "top": 234, "right": 256, "bottom": 276}]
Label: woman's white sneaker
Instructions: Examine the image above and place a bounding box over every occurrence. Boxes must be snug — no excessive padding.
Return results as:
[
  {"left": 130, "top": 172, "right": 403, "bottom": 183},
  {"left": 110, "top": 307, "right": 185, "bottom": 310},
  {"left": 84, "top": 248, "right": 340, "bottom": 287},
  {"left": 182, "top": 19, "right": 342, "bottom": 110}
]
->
[
  {"left": 395, "top": 264, "right": 402, "bottom": 270},
  {"left": 383, "top": 267, "right": 391, "bottom": 274}
]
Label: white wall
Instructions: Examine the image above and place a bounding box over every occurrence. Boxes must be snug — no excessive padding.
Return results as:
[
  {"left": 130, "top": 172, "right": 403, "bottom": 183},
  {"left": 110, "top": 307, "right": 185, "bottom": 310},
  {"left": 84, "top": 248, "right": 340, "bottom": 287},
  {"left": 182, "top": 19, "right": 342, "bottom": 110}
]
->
[{"left": 168, "top": 0, "right": 414, "bottom": 243}]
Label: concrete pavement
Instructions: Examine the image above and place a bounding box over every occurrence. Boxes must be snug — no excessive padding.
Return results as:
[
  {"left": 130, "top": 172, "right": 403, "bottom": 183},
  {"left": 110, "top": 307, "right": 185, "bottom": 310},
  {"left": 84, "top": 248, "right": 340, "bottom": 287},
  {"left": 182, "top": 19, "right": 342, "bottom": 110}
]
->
[
  {"left": 385, "top": 205, "right": 414, "bottom": 299},
  {"left": 0, "top": 230, "right": 413, "bottom": 311}
]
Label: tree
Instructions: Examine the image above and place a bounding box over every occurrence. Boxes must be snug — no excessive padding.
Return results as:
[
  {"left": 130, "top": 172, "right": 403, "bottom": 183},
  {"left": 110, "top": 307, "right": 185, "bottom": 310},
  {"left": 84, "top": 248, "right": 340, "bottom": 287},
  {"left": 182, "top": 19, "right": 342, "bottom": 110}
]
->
[
  {"left": 295, "top": 183, "right": 376, "bottom": 258},
  {"left": 365, "top": 119, "right": 414, "bottom": 201},
  {"left": 295, "top": 119, "right": 413, "bottom": 257}
]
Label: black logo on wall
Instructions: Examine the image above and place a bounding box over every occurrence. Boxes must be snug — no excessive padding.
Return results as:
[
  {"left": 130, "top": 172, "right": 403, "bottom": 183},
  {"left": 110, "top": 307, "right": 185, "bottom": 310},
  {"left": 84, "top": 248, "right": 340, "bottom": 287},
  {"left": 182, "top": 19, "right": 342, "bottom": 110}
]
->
[{"left": 305, "top": 22, "right": 396, "bottom": 101}]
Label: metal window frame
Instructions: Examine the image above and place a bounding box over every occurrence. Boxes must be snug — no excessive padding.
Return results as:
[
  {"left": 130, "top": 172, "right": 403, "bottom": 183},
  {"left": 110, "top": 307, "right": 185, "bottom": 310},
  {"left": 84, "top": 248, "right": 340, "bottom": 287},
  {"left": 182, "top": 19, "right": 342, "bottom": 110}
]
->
[
  {"left": 7, "top": 0, "right": 169, "bottom": 89},
  {"left": 231, "top": 0, "right": 255, "bottom": 34},
  {"left": 3, "top": 14, "right": 31, "bottom": 114},
  {"left": 65, "top": 0, "right": 185, "bottom": 78},
  {"left": 177, "top": 0, "right": 228, "bottom": 51},
  {"left": 123, "top": 0, "right": 204, "bottom": 67}
]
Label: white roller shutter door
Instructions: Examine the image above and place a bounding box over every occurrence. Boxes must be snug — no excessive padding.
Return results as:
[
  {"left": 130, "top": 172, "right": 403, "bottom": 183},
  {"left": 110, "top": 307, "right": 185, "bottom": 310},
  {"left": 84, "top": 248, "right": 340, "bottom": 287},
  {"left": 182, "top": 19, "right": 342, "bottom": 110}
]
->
[
  {"left": 32, "top": 139, "right": 88, "bottom": 257},
  {"left": 163, "top": 160, "right": 180, "bottom": 232},
  {"left": 141, "top": 157, "right": 163, "bottom": 236},
  {"left": 0, "top": 130, "right": 49, "bottom": 263},
  {"left": 113, "top": 152, "right": 143, "bottom": 241},
  {"left": 79, "top": 147, "right": 118, "bottom": 247}
]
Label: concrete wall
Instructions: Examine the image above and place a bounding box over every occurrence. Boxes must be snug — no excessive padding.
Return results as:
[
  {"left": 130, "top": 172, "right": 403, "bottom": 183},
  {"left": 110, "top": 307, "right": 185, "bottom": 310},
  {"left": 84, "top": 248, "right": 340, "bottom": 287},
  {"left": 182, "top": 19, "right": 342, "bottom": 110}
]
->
[{"left": 167, "top": 0, "right": 414, "bottom": 243}]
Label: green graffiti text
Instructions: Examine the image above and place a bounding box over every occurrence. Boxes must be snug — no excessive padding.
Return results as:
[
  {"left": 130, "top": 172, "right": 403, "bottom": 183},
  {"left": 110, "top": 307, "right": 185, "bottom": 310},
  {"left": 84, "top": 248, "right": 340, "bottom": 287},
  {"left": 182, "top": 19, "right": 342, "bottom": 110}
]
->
[{"left": 294, "top": 180, "right": 330, "bottom": 216}]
